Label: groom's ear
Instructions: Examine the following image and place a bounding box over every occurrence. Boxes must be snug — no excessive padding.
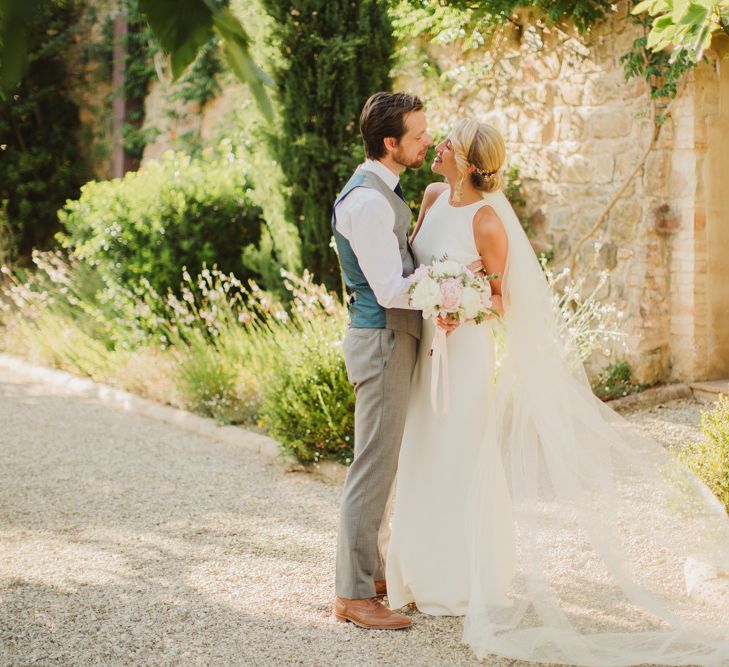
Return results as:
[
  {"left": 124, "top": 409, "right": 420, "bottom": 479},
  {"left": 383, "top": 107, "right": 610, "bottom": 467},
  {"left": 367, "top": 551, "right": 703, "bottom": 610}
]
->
[{"left": 383, "top": 136, "right": 397, "bottom": 154}]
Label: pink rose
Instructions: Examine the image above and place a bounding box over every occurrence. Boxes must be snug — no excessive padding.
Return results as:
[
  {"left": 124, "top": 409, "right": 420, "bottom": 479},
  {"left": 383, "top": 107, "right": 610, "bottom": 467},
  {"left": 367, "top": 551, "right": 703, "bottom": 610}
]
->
[{"left": 440, "top": 278, "right": 464, "bottom": 312}]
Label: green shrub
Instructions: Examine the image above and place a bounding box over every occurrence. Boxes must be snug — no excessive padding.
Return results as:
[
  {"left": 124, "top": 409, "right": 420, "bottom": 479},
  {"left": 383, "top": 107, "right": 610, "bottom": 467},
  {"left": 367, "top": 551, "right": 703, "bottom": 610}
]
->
[
  {"left": 676, "top": 395, "right": 729, "bottom": 513},
  {"left": 174, "top": 329, "right": 261, "bottom": 424},
  {"left": 260, "top": 316, "right": 354, "bottom": 465},
  {"left": 58, "top": 151, "right": 267, "bottom": 296},
  {"left": 591, "top": 361, "right": 648, "bottom": 400}
]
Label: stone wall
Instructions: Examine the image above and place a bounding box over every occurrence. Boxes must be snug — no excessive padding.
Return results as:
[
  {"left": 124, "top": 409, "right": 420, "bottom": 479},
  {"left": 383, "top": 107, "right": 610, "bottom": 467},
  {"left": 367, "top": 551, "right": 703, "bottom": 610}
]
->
[{"left": 396, "top": 4, "right": 729, "bottom": 383}]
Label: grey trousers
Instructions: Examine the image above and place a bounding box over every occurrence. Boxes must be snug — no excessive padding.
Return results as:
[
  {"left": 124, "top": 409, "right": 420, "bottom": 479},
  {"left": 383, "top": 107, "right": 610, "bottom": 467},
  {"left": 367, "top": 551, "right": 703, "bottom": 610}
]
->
[{"left": 335, "top": 327, "right": 417, "bottom": 599}]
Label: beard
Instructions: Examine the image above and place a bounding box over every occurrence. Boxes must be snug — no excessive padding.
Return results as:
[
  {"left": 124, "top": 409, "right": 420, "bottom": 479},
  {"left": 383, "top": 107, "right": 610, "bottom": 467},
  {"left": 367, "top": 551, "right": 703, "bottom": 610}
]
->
[{"left": 393, "top": 145, "right": 425, "bottom": 170}]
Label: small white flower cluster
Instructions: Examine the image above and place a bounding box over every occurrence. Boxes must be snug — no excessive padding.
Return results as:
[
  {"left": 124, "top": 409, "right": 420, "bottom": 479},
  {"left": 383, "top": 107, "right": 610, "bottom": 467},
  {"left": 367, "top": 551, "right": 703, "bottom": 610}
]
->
[
  {"left": 408, "top": 257, "right": 496, "bottom": 324},
  {"left": 543, "top": 261, "right": 626, "bottom": 363}
]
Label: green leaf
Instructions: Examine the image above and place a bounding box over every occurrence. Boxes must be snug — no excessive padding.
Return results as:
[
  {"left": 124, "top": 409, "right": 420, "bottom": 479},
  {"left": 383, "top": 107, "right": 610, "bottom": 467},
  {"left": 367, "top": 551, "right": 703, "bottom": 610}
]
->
[
  {"left": 680, "top": 2, "right": 710, "bottom": 26},
  {"left": 138, "top": 0, "right": 213, "bottom": 80},
  {"left": 0, "top": 0, "right": 42, "bottom": 98},
  {"left": 632, "top": 0, "right": 654, "bottom": 14},
  {"left": 633, "top": 0, "right": 671, "bottom": 14},
  {"left": 647, "top": 22, "right": 675, "bottom": 48},
  {"left": 672, "top": 0, "right": 690, "bottom": 22},
  {"left": 211, "top": 9, "right": 273, "bottom": 123}
]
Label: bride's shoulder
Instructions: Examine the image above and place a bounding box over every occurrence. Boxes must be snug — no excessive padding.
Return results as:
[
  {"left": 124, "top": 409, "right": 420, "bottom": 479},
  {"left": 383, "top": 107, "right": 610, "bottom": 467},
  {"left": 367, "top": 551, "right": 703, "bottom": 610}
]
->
[
  {"left": 472, "top": 202, "right": 507, "bottom": 244},
  {"left": 421, "top": 181, "right": 449, "bottom": 207}
]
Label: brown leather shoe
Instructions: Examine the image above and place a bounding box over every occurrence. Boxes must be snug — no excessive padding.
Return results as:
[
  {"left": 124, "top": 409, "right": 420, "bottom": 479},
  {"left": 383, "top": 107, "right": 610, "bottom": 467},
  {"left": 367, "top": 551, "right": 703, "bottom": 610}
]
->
[
  {"left": 374, "top": 579, "right": 387, "bottom": 598},
  {"left": 333, "top": 596, "right": 411, "bottom": 629}
]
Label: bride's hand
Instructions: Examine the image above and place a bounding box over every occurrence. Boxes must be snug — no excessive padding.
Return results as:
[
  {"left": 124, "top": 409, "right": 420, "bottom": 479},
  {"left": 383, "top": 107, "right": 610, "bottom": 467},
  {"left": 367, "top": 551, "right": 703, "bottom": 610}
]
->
[{"left": 436, "top": 314, "right": 459, "bottom": 338}]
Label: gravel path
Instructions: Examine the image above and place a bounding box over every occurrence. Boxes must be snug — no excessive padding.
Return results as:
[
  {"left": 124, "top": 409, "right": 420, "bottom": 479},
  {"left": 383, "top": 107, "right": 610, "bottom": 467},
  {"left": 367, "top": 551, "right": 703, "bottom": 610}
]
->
[{"left": 0, "top": 366, "right": 708, "bottom": 666}]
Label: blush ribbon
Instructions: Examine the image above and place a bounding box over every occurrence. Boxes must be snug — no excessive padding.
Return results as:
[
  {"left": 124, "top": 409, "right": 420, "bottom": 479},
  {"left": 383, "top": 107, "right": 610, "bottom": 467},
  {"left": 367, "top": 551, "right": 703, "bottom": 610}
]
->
[{"left": 430, "top": 327, "right": 449, "bottom": 415}]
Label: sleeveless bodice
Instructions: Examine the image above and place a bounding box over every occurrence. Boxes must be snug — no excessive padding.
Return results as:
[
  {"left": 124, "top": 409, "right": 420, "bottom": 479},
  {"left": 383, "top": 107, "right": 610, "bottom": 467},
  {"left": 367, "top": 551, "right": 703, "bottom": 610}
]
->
[{"left": 412, "top": 190, "right": 490, "bottom": 268}]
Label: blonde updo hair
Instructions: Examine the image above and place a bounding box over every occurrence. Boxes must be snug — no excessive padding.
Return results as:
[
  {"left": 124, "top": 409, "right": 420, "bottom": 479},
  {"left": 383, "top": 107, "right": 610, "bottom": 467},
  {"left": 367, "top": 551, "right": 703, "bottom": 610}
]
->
[{"left": 449, "top": 119, "right": 506, "bottom": 202}]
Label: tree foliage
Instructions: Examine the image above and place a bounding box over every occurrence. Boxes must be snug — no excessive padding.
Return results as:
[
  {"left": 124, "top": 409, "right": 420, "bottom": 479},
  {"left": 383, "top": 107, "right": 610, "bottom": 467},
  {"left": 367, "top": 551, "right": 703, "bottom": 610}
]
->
[
  {"left": 634, "top": 0, "right": 729, "bottom": 62},
  {"left": 1, "top": 0, "right": 272, "bottom": 120},
  {"left": 0, "top": 0, "right": 89, "bottom": 262},
  {"left": 138, "top": 0, "right": 273, "bottom": 121},
  {"left": 260, "top": 0, "right": 395, "bottom": 290},
  {"left": 401, "top": 0, "right": 612, "bottom": 32}
]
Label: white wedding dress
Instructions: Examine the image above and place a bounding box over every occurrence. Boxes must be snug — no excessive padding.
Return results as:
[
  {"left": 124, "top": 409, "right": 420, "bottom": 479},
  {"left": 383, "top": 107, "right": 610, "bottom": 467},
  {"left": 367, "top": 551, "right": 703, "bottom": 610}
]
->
[
  {"left": 386, "top": 190, "right": 506, "bottom": 615},
  {"left": 386, "top": 189, "right": 729, "bottom": 666}
]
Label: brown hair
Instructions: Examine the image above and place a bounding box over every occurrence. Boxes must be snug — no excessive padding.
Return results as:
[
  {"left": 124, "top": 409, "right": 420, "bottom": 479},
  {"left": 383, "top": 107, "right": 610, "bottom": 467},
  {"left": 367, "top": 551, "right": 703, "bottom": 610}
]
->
[{"left": 359, "top": 92, "right": 423, "bottom": 160}]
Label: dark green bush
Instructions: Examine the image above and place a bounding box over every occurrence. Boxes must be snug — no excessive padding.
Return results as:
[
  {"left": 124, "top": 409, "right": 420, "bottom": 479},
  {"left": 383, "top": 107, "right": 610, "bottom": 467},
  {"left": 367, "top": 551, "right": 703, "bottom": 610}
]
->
[
  {"left": 0, "top": 1, "right": 89, "bottom": 262},
  {"left": 58, "top": 152, "right": 267, "bottom": 295},
  {"left": 260, "top": 0, "right": 394, "bottom": 291}
]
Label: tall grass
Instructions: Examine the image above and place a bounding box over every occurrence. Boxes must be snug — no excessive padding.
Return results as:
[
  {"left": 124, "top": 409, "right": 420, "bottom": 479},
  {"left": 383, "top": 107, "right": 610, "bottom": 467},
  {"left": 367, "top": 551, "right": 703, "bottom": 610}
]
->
[
  {"left": 0, "top": 252, "right": 351, "bottom": 455},
  {"left": 1, "top": 251, "right": 627, "bottom": 464}
]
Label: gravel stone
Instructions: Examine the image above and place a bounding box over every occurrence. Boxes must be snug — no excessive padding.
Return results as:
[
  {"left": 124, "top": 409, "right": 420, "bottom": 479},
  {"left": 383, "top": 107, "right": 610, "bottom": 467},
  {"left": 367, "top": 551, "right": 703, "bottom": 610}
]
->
[{"left": 0, "top": 367, "right": 709, "bottom": 666}]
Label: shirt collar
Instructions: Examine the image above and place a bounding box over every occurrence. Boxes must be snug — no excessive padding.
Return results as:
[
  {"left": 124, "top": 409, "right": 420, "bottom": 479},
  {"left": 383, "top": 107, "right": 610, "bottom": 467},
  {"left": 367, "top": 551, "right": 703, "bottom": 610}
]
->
[{"left": 360, "top": 159, "right": 400, "bottom": 190}]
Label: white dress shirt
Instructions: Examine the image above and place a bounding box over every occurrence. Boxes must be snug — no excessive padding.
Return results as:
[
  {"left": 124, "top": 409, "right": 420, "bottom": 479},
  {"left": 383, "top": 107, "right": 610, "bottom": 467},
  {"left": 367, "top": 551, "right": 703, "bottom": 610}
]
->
[{"left": 334, "top": 160, "right": 415, "bottom": 310}]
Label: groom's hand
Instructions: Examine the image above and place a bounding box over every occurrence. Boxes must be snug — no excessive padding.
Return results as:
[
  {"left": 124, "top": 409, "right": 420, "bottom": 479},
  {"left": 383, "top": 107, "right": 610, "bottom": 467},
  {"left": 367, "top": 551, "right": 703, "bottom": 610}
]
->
[{"left": 467, "top": 259, "right": 484, "bottom": 275}]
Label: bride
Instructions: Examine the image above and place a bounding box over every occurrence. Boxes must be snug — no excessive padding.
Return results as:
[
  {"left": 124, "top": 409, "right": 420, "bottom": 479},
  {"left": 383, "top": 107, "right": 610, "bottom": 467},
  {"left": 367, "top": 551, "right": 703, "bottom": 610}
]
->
[{"left": 385, "top": 118, "right": 729, "bottom": 666}]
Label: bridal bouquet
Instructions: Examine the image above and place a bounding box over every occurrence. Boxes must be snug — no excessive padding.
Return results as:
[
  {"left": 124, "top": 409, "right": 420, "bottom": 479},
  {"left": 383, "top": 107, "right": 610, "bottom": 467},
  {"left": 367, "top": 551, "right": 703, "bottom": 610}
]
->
[
  {"left": 408, "top": 257, "right": 498, "bottom": 415},
  {"left": 408, "top": 258, "right": 497, "bottom": 324}
]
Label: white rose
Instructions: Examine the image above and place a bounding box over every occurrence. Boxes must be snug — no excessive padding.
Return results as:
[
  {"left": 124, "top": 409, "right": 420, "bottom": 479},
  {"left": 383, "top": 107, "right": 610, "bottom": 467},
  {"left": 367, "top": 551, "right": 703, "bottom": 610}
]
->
[
  {"left": 410, "top": 275, "right": 441, "bottom": 318},
  {"left": 431, "top": 259, "right": 463, "bottom": 279},
  {"left": 462, "top": 286, "right": 482, "bottom": 320}
]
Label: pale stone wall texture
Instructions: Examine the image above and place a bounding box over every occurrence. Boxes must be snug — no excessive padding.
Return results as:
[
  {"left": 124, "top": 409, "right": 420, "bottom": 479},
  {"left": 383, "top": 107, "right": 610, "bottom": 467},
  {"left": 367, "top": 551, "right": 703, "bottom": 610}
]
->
[{"left": 395, "top": 5, "right": 729, "bottom": 384}]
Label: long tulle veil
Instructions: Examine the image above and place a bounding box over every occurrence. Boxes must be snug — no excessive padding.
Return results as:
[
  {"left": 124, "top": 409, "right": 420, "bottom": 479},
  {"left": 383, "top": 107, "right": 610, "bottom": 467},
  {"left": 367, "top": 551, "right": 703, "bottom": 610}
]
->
[{"left": 463, "top": 190, "right": 729, "bottom": 666}]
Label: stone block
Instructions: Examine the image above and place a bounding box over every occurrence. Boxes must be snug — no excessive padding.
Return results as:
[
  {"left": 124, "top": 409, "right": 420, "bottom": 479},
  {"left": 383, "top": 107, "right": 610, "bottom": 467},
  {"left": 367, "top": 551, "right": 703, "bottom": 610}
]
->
[
  {"left": 541, "top": 116, "right": 556, "bottom": 143},
  {"left": 554, "top": 234, "right": 572, "bottom": 261},
  {"left": 593, "top": 154, "right": 616, "bottom": 184},
  {"left": 561, "top": 155, "right": 592, "bottom": 184},
  {"left": 617, "top": 247, "right": 634, "bottom": 260},
  {"left": 594, "top": 38, "right": 613, "bottom": 61},
  {"left": 547, "top": 207, "right": 572, "bottom": 232},
  {"left": 521, "top": 116, "right": 544, "bottom": 144},
  {"left": 584, "top": 77, "right": 623, "bottom": 105},
  {"left": 614, "top": 147, "right": 643, "bottom": 181},
  {"left": 535, "top": 82, "right": 555, "bottom": 105},
  {"left": 589, "top": 110, "right": 633, "bottom": 139},
  {"left": 557, "top": 110, "right": 586, "bottom": 141},
  {"left": 612, "top": 26, "right": 642, "bottom": 56},
  {"left": 673, "top": 110, "right": 696, "bottom": 150},
  {"left": 609, "top": 200, "right": 642, "bottom": 244},
  {"left": 534, "top": 52, "right": 561, "bottom": 80},
  {"left": 557, "top": 82, "right": 583, "bottom": 106},
  {"left": 621, "top": 76, "right": 649, "bottom": 102},
  {"left": 596, "top": 241, "right": 618, "bottom": 269},
  {"left": 643, "top": 150, "right": 669, "bottom": 195}
]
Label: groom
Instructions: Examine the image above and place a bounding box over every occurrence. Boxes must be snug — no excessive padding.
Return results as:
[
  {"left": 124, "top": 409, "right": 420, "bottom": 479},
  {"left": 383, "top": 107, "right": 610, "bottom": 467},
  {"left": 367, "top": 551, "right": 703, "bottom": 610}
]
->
[{"left": 331, "top": 92, "right": 432, "bottom": 629}]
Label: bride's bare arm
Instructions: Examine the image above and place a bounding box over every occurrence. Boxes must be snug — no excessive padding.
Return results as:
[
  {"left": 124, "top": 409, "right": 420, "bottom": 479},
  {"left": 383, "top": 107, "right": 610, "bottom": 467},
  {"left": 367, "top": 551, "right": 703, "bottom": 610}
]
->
[
  {"left": 410, "top": 182, "right": 448, "bottom": 243},
  {"left": 472, "top": 205, "right": 508, "bottom": 318}
]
